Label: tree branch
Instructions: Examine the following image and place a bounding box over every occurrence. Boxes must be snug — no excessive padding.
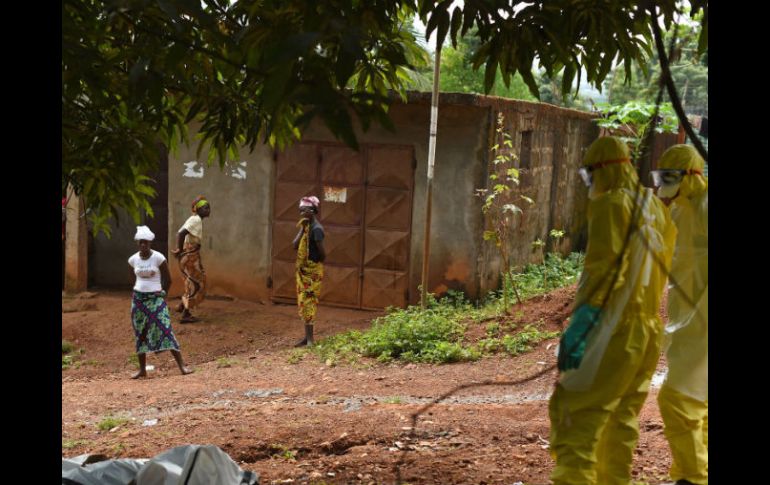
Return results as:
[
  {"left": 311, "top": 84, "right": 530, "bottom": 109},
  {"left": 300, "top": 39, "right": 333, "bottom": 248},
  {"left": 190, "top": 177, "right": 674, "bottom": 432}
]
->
[{"left": 648, "top": 5, "right": 708, "bottom": 162}]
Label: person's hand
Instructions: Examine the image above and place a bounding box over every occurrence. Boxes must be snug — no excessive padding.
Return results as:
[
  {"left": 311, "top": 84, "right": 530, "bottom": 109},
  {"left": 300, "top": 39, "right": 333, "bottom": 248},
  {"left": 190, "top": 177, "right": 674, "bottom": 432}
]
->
[
  {"left": 171, "top": 248, "right": 183, "bottom": 259},
  {"left": 557, "top": 304, "right": 601, "bottom": 371}
]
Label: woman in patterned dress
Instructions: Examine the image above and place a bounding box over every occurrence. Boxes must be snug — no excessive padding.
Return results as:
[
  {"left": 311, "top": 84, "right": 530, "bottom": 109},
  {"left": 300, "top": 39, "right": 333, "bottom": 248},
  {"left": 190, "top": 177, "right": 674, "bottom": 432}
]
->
[
  {"left": 129, "top": 225, "right": 192, "bottom": 379},
  {"left": 292, "top": 196, "right": 326, "bottom": 347},
  {"left": 172, "top": 196, "right": 211, "bottom": 323}
]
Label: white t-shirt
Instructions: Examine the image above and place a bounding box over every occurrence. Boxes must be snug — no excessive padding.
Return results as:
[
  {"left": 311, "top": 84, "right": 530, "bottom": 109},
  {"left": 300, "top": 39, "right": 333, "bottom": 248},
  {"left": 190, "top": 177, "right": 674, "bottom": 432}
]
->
[
  {"left": 128, "top": 250, "right": 167, "bottom": 293},
  {"left": 180, "top": 214, "right": 203, "bottom": 246}
]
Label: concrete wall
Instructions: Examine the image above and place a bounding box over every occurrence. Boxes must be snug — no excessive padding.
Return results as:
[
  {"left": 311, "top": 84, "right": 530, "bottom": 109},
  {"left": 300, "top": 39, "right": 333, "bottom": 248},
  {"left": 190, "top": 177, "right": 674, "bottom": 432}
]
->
[
  {"left": 90, "top": 210, "right": 143, "bottom": 288},
  {"left": 167, "top": 133, "right": 274, "bottom": 301}
]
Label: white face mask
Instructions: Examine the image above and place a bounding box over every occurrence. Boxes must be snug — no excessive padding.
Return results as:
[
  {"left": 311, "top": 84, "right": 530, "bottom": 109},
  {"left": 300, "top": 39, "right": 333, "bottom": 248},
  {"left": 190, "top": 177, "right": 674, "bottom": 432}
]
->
[
  {"left": 657, "top": 183, "right": 681, "bottom": 199},
  {"left": 578, "top": 167, "right": 592, "bottom": 187}
]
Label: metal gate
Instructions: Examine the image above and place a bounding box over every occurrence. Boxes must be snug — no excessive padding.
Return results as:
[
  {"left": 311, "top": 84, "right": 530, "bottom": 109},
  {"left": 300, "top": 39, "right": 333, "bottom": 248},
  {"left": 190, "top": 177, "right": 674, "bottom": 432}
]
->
[{"left": 270, "top": 142, "right": 414, "bottom": 309}]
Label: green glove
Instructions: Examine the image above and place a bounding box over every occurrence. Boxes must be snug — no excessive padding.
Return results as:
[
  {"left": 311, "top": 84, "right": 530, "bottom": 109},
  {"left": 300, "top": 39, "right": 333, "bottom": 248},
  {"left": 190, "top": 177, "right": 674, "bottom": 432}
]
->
[{"left": 558, "top": 304, "right": 601, "bottom": 371}]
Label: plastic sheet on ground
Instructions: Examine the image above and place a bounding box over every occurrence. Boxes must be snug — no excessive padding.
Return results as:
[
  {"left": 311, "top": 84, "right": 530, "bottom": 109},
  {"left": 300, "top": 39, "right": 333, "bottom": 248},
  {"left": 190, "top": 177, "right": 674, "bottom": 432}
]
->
[{"left": 62, "top": 444, "right": 259, "bottom": 485}]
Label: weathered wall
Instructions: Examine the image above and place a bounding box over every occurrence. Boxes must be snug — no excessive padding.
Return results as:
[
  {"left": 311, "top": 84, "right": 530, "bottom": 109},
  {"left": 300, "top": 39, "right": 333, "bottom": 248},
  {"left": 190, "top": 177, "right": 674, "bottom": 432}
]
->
[
  {"left": 474, "top": 99, "right": 599, "bottom": 296},
  {"left": 167, "top": 133, "right": 274, "bottom": 301}
]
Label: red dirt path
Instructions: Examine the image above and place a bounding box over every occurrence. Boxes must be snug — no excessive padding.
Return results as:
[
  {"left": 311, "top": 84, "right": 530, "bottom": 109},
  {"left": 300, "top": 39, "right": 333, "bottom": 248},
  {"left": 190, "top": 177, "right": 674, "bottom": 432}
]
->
[{"left": 62, "top": 286, "right": 673, "bottom": 484}]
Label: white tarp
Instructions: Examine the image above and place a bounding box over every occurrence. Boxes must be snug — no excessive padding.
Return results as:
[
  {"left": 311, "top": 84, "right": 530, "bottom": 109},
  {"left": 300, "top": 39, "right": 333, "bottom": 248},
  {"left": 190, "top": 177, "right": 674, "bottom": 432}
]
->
[{"left": 62, "top": 444, "right": 258, "bottom": 485}]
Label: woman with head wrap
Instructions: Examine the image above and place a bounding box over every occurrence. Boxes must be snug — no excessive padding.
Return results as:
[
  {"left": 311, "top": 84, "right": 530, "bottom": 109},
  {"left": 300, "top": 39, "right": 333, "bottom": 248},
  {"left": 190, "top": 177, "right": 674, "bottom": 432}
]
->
[
  {"left": 172, "top": 196, "right": 211, "bottom": 323},
  {"left": 128, "top": 226, "right": 192, "bottom": 378},
  {"left": 292, "top": 196, "right": 325, "bottom": 346}
]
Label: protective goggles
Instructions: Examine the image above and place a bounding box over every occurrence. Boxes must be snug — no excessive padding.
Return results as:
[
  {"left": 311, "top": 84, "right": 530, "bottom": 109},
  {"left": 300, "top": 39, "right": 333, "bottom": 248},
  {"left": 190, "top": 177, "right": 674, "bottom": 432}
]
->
[
  {"left": 578, "top": 158, "right": 631, "bottom": 187},
  {"left": 649, "top": 169, "right": 702, "bottom": 187}
]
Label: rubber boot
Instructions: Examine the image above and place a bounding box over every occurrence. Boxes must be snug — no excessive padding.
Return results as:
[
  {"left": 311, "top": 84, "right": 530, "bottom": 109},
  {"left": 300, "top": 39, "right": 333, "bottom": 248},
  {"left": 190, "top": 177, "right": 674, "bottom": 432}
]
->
[{"left": 294, "top": 324, "right": 314, "bottom": 347}]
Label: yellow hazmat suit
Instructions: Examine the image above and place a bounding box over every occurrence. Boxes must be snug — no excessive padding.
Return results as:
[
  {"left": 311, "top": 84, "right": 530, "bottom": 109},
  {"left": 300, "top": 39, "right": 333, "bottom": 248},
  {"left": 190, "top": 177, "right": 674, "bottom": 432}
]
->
[
  {"left": 655, "top": 145, "right": 708, "bottom": 485},
  {"left": 549, "top": 137, "right": 677, "bottom": 485}
]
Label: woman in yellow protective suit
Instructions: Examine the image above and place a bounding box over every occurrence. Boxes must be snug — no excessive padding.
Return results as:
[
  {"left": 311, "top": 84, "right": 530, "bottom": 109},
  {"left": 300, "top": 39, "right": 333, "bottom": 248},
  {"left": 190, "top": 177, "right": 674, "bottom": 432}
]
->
[
  {"left": 652, "top": 145, "right": 708, "bottom": 485},
  {"left": 549, "top": 136, "right": 677, "bottom": 485}
]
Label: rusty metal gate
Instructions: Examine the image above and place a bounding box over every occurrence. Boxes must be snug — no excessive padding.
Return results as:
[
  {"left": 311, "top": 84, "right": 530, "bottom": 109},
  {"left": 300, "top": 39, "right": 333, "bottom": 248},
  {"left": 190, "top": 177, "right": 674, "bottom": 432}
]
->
[{"left": 271, "top": 142, "right": 415, "bottom": 310}]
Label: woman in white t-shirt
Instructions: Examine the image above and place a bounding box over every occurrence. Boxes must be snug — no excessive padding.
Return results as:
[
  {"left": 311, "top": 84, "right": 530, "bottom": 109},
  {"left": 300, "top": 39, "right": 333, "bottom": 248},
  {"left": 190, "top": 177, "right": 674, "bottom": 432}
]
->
[
  {"left": 128, "top": 225, "right": 192, "bottom": 379},
  {"left": 172, "top": 196, "right": 211, "bottom": 323}
]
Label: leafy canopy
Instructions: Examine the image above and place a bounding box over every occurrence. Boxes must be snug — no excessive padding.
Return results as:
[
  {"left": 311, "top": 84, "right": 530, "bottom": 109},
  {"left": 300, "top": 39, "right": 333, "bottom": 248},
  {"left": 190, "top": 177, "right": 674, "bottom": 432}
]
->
[{"left": 63, "top": 0, "right": 707, "bottom": 234}]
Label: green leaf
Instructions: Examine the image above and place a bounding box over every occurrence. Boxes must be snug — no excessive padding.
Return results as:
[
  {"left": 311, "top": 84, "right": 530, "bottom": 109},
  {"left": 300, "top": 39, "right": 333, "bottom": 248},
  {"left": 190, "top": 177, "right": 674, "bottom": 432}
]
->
[
  {"left": 502, "top": 204, "right": 522, "bottom": 214},
  {"left": 450, "top": 6, "right": 463, "bottom": 49},
  {"left": 135, "top": 184, "right": 156, "bottom": 197},
  {"left": 697, "top": 22, "right": 708, "bottom": 57},
  {"left": 425, "top": 8, "right": 441, "bottom": 41},
  {"left": 129, "top": 58, "right": 149, "bottom": 86},
  {"left": 461, "top": 3, "right": 476, "bottom": 37},
  {"left": 561, "top": 64, "right": 576, "bottom": 100},
  {"left": 336, "top": 34, "right": 362, "bottom": 89},
  {"left": 261, "top": 62, "right": 295, "bottom": 112},
  {"left": 436, "top": 8, "right": 451, "bottom": 50},
  {"left": 166, "top": 42, "right": 188, "bottom": 67},
  {"left": 519, "top": 69, "right": 540, "bottom": 100},
  {"left": 157, "top": 0, "right": 180, "bottom": 23}
]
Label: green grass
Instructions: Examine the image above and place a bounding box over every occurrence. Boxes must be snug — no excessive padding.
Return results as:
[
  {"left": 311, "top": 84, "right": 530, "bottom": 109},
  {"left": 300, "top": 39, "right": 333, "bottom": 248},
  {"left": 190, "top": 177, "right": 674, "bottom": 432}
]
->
[
  {"left": 62, "top": 355, "right": 75, "bottom": 370},
  {"left": 383, "top": 396, "right": 403, "bottom": 404},
  {"left": 475, "top": 325, "right": 560, "bottom": 357},
  {"left": 511, "top": 252, "right": 584, "bottom": 299},
  {"left": 311, "top": 306, "right": 475, "bottom": 364},
  {"left": 97, "top": 416, "right": 129, "bottom": 431},
  {"left": 287, "top": 349, "right": 307, "bottom": 364},
  {"left": 306, "top": 252, "right": 581, "bottom": 366},
  {"left": 216, "top": 357, "right": 240, "bottom": 368},
  {"left": 63, "top": 357, "right": 101, "bottom": 370},
  {"left": 269, "top": 444, "right": 296, "bottom": 461},
  {"left": 62, "top": 439, "right": 90, "bottom": 449},
  {"left": 62, "top": 341, "right": 85, "bottom": 369}
]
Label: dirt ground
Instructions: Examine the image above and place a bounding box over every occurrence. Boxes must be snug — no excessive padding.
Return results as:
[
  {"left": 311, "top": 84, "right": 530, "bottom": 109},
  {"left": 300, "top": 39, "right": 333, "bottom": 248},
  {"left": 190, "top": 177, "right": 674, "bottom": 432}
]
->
[{"left": 62, "top": 287, "right": 673, "bottom": 485}]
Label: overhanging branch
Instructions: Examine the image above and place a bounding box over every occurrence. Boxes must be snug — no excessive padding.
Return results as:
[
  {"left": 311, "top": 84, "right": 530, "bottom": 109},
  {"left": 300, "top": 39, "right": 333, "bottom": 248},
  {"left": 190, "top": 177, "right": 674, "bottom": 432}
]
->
[{"left": 648, "top": 4, "right": 708, "bottom": 162}]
